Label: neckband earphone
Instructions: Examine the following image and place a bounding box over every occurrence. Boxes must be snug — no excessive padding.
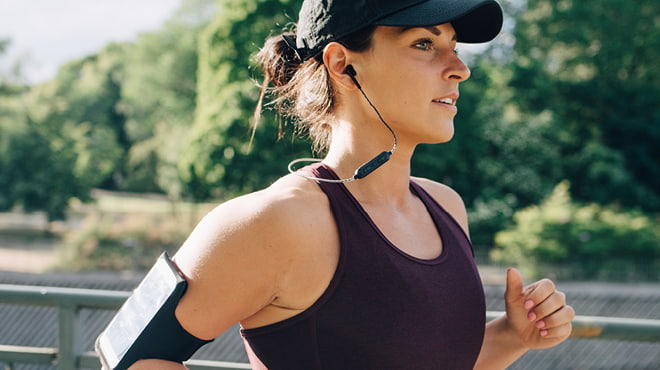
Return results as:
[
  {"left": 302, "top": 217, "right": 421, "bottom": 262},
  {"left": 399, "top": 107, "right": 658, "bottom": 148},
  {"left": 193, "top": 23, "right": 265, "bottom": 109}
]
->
[{"left": 287, "top": 65, "right": 398, "bottom": 183}]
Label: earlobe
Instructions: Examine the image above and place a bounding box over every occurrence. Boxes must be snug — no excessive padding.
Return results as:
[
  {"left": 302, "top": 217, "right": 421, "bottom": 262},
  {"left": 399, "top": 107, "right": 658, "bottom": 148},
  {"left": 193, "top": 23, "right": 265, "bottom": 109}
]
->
[{"left": 323, "top": 42, "right": 358, "bottom": 90}]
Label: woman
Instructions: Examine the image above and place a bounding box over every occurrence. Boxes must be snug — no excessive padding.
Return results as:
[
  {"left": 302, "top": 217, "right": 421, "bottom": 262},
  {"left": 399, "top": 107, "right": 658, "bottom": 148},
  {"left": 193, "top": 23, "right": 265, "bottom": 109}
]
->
[{"left": 131, "top": 0, "right": 574, "bottom": 368}]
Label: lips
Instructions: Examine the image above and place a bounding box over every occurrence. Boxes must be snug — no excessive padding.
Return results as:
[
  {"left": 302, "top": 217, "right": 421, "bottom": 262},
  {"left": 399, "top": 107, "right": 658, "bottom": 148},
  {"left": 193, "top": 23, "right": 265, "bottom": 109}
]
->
[
  {"left": 432, "top": 92, "right": 459, "bottom": 106},
  {"left": 434, "top": 98, "right": 454, "bottom": 105}
]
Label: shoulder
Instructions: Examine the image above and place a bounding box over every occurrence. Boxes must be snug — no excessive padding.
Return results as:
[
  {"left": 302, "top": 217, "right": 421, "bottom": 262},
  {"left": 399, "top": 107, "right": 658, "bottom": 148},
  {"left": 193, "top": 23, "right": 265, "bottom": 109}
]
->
[
  {"left": 182, "top": 173, "right": 329, "bottom": 254},
  {"left": 411, "top": 176, "right": 470, "bottom": 237},
  {"left": 175, "top": 173, "right": 332, "bottom": 279},
  {"left": 172, "top": 174, "right": 334, "bottom": 338}
]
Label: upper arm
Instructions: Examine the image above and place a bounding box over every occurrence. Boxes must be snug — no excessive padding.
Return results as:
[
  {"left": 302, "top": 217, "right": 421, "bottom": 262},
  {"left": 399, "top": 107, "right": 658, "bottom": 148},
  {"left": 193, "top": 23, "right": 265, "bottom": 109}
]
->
[
  {"left": 171, "top": 189, "right": 303, "bottom": 340},
  {"left": 412, "top": 177, "right": 470, "bottom": 239}
]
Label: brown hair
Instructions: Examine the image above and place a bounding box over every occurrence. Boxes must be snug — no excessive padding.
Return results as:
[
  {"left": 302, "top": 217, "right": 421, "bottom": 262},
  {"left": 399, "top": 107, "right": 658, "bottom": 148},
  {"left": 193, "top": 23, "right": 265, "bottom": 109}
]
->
[{"left": 253, "top": 25, "right": 376, "bottom": 153}]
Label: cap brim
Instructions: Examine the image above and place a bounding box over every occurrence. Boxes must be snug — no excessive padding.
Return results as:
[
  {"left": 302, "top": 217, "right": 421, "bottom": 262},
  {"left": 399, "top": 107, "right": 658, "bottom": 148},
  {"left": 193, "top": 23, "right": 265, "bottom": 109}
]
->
[{"left": 374, "top": 0, "right": 503, "bottom": 43}]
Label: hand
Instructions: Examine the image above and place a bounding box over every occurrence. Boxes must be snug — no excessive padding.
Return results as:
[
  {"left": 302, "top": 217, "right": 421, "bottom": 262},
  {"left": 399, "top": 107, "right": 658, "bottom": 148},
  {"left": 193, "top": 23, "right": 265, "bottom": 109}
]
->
[{"left": 503, "top": 268, "right": 575, "bottom": 350}]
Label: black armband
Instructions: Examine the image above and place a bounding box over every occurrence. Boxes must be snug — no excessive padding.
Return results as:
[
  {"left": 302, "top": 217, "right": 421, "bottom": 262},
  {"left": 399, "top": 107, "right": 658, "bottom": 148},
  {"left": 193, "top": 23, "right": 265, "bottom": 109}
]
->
[{"left": 95, "top": 252, "right": 213, "bottom": 370}]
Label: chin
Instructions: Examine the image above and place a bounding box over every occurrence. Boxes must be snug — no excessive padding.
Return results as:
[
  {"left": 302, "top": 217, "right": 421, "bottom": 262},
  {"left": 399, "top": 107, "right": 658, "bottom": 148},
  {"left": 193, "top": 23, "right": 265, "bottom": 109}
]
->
[
  {"left": 430, "top": 124, "right": 455, "bottom": 144},
  {"left": 421, "top": 132, "right": 455, "bottom": 145}
]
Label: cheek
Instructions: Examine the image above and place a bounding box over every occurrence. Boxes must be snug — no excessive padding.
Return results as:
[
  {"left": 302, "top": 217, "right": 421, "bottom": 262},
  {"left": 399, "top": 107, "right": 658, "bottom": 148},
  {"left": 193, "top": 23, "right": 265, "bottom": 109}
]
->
[{"left": 368, "top": 65, "right": 433, "bottom": 115}]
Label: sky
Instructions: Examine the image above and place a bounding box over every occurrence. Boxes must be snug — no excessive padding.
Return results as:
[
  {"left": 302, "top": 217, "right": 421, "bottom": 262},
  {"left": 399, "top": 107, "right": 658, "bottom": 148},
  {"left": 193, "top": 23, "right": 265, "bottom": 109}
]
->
[{"left": 0, "top": 0, "right": 181, "bottom": 84}]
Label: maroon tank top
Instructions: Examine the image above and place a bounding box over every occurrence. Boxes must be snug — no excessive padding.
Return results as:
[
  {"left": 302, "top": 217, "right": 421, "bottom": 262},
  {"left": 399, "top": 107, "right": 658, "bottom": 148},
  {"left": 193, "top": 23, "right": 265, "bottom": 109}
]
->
[{"left": 240, "top": 164, "right": 486, "bottom": 369}]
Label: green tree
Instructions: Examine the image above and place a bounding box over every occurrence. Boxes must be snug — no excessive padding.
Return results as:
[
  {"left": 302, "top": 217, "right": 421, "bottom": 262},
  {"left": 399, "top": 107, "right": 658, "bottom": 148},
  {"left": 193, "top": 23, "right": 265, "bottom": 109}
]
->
[
  {"left": 0, "top": 39, "right": 91, "bottom": 220},
  {"left": 0, "top": 112, "right": 89, "bottom": 221},
  {"left": 0, "top": 44, "right": 126, "bottom": 220},
  {"left": 180, "top": 0, "right": 309, "bottom": 201},
  {"left": 26, "top": 44, "right": 127, "bottom": 192},
  {"left": 118, "top": 0, "right": 217, "bottom": 197},
  {"left": 509, "top": 0, "right": 660, "bottom": 211}
]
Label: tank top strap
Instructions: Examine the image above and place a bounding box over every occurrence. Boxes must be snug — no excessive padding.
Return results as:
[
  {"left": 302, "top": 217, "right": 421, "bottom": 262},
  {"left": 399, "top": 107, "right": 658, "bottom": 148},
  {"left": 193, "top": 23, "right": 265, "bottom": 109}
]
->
[
  {"left": 304, "top": 163, "right": 362, "bottom": 216},
  {"left": 409, "top": 179, "right": 475, "bottom": 257}
]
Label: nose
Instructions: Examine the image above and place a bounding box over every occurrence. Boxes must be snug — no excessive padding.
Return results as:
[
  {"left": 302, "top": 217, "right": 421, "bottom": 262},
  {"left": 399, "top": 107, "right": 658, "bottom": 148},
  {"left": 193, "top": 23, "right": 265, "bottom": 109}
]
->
[{"left": 443, "top": 52, "right": 471, "bottom": 82}]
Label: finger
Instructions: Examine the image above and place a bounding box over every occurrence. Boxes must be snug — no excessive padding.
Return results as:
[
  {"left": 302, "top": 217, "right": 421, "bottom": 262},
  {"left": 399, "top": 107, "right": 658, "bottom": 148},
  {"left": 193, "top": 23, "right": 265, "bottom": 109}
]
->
[
  {"left": 505, "top": 267, "right": 525, "bottom": 304},
  {"left": 539, "top": 321, "right": 573, "bottom": 340},
  {"left": 532, "top": 291, "right": 567, "bottom": 320},
  {"left": 537, "top": 305, "right": 575, "bottom": 330},
  {"left": 524, "top": 278, "right": 556, "bottom": 307}
]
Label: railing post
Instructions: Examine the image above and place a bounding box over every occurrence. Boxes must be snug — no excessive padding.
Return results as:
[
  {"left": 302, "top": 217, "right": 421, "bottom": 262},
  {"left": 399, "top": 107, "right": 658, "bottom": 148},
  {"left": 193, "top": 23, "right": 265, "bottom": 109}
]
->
[{"left": 57, "top": 302, "right": 81, "bottom": 370}]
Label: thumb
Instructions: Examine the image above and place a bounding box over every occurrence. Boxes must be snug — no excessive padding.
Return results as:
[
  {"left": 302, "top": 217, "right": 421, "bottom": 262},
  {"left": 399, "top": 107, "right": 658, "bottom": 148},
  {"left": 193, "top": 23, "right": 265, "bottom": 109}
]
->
[{"left": 505, "top": 267, "right": 524, "bottom": 304}]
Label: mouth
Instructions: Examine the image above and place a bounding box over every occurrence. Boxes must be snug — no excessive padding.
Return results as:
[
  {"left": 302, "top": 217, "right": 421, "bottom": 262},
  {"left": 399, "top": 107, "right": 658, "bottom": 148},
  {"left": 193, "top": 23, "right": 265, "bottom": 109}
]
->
[
  {"left": 432, "top": 98, "right": 455, "bottom": 105},
  {"left": 432, "top": 92, "right": 459, "bottom": 106}
]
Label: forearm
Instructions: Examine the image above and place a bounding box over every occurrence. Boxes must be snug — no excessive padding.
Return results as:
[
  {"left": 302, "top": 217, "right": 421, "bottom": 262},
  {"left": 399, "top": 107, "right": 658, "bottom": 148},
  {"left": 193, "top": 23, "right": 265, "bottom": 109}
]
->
[
  {"left": 474, "top": 315, "right": 528, "bottom": 370},
  {"left": 128, "top": 359, "right": 188, "bottom": 370}
]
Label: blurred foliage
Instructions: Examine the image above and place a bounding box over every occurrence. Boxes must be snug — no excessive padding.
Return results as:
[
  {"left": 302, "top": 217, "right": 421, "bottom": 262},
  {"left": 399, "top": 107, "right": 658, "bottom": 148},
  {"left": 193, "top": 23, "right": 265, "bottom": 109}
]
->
[
  {"left": 510, "top": 0, "right": 660, "bottom": 211},
  {"left": 179, "top": 0, "right": 308, "bottom": 201},
  {"left": 55, "top": 191, "right": 217, "bottom": 271},
  {"left": 0, "top": 47, "right": 126, "bottom": 221},
  {"left": 492, "top": 181, "right": 660, "bottom": 281},
  {"left": 57, "top": 210, "right": 189, "bottom": 271},
  {"left": 117, "top": 0, "right": 217, "bottom": 197},
  {"left": 0, "top": 119, "right": 85, "bottom": 220}
]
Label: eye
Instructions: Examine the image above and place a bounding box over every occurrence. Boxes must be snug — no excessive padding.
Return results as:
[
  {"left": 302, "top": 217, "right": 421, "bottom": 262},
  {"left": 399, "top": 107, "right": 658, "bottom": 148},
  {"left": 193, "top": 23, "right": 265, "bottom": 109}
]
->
[{"left": 413, "top": 38, "right": 434, "bottom": 51}]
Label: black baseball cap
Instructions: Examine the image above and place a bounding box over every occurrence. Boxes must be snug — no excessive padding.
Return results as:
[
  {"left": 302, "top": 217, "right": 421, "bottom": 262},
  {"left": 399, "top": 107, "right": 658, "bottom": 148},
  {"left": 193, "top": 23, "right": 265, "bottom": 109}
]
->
[{"left": 294, "top": 0, "right": 503, "bottom": 60}]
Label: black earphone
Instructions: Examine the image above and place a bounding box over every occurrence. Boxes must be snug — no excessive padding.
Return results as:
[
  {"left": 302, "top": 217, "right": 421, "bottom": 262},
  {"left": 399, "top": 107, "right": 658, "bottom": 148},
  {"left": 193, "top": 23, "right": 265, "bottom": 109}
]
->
[{"left": 345, "top": 65, "right": 362, "bottom": 89}]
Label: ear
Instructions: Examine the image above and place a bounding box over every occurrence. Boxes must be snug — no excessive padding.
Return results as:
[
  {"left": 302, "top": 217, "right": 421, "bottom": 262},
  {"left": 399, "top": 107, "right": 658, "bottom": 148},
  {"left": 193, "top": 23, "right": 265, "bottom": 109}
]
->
[{"left": 323, "top": 42, "right": 359, "bottom": 90}]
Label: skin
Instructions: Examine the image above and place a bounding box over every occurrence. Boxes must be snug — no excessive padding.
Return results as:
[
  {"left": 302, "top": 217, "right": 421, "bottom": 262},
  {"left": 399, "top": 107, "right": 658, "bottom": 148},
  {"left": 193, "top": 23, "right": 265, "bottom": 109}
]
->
[{"left": 130, "top": 23, "right": 574, "bottom": 369}]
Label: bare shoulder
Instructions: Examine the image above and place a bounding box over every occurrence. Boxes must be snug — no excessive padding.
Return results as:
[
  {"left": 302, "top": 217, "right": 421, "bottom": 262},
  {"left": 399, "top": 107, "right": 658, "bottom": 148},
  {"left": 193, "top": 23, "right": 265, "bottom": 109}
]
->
[
  {"left": 182, "top": 174, "right": 327, "bottom": 250},
  {"left": 172, "top": 174, "right": 334, "bottom": 339},
  {"left": 411, "top": 176, "right": 470, "bottom": 237},
  {"left": 176, "top": 172, "right": 329, "bottom": 264}
]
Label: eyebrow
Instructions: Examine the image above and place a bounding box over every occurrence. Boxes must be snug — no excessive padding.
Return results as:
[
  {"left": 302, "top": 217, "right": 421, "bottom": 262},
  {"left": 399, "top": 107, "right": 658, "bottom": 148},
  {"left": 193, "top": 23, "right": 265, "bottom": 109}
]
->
[{"left": 399, "top": 26, "right": 458, "bottom": 41}]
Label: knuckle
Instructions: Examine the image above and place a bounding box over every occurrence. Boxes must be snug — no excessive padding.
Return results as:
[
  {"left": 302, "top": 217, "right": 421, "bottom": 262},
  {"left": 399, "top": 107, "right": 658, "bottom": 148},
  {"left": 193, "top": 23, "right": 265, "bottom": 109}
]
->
[
  {"left": 542, "top": 278, "right": 556, "bottom": 291},
  {"left": 566, "top": 305, "right": 576, "bottom": 319},
  {"left": 553, "top": 291, "right": 567, "bottom": 305}
]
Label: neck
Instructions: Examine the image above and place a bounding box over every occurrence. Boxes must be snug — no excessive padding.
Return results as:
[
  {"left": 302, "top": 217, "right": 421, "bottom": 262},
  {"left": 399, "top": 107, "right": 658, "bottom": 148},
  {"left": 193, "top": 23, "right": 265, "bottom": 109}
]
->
[{"left": 322, "top": 119, "right": 416, "bottom": 204}]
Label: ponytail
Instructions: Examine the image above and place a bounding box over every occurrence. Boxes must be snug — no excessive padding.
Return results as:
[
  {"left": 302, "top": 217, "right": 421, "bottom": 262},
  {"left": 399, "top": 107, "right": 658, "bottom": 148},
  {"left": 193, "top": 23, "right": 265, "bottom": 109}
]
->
[
  {"left": 259, "top": 33, "right": 303, "bottom": 88},
  {"left": 252, "top": 26, "right": 376, "bottom": 153}
]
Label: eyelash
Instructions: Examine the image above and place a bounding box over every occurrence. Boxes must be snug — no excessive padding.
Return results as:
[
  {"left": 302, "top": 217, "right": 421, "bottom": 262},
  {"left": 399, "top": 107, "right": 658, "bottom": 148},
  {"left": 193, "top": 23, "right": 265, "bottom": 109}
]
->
[
  {"left": 413, "top": 38, "right": 459, "bottom": 54},
  {"left": 414, "top": 38, "right": 434, "bottom": 51}
]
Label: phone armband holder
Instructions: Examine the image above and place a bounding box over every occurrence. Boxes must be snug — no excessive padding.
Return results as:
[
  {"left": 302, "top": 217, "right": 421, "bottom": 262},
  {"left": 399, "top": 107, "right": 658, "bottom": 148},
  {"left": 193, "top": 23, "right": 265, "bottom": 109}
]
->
[{"left": 95, "top": 252, "right": 213, "bottom": 370}]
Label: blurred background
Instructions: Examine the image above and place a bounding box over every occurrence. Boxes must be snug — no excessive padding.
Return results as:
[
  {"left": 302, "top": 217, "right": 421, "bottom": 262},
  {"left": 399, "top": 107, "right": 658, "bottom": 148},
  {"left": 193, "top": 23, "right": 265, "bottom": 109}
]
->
[{"left": 0, "top": 0, "right": 658, "bottom": 368}]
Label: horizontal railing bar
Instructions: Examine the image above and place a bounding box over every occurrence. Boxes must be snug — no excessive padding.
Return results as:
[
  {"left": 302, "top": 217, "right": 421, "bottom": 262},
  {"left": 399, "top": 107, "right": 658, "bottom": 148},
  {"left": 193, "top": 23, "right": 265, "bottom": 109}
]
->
[
  {"left": 569, "top": 315, "right": 660, "bottom": 342},
  {"left": 0, "top": 284, "right": 130, "bottom": 310},
  {"left": 0, "top": 344, "right": 57, "bottom": 364}
]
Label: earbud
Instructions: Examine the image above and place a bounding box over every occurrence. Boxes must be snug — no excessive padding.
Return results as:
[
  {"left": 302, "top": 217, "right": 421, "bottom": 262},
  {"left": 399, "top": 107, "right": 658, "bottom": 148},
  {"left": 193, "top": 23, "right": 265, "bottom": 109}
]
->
[{"left": 345, "top": 65, "right": 361, "bottom": 89}]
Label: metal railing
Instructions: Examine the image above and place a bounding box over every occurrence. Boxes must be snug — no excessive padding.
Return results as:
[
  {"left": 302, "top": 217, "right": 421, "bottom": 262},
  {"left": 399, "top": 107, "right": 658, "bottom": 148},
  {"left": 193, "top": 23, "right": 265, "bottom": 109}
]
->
[{"left": 1, "top": 283, "right": 659, "bottom": 369}]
